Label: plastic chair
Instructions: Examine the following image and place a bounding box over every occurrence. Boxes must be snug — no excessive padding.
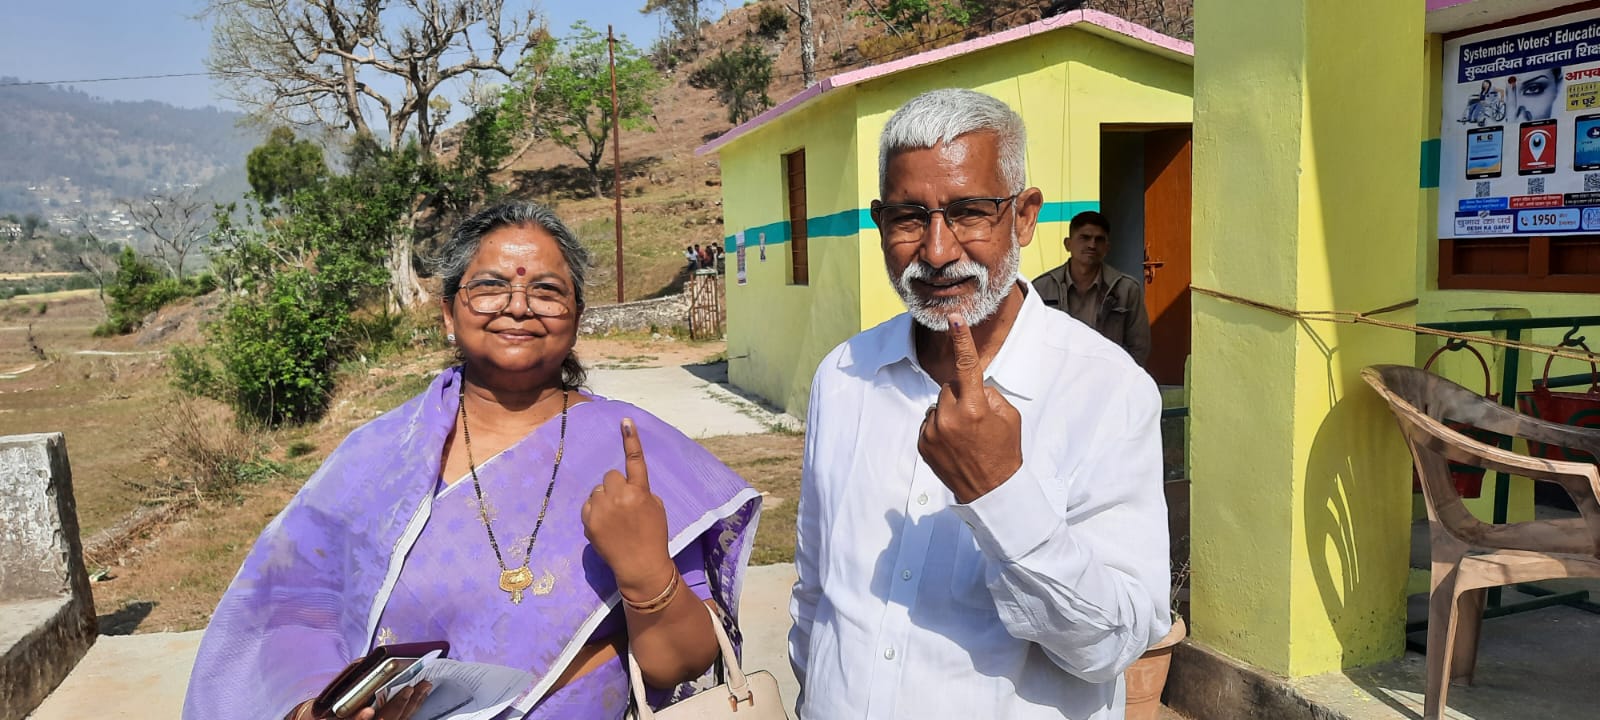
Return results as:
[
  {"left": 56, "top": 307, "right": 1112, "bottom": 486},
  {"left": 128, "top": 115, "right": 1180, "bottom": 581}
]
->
[{"left": 1362, "top": 365, "right": 1600, "bottom": 720}]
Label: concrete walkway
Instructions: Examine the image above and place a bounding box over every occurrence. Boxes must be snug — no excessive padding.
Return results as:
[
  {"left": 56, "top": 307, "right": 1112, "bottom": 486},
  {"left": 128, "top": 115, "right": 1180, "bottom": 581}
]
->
[
  {"left": 28, "top": 565, "right": 802, "bottom": 719},
  {"left": 586, "top": 363, "right": 799, "bottom": 439}
]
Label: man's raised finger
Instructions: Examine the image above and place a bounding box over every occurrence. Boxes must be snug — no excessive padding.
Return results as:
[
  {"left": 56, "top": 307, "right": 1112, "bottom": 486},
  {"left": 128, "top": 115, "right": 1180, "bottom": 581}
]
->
[
  {"left": 620, "top": 418, "right": 650, "bottom": 489},
  {"left": 945, "top": 313, "right": 984, "bottom": 413}
]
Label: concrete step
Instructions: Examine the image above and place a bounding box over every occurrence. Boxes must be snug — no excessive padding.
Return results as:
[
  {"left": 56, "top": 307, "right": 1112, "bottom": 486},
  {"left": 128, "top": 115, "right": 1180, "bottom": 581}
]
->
[{"left": 27, "top": 631, "right": 201, "bottom": 719}]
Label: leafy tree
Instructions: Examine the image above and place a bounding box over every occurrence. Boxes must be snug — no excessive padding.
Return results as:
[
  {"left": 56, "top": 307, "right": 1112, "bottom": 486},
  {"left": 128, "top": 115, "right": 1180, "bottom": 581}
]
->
[
  {"left": 21, "top": 214, "right": 44, "bottom": 240},
  {"left": 177, "top": 143, "right": 419, "bottom": 425},
  {"left": 433, "top": 100, "right": 518, "bottom": 222},
  {"left": 246, "top": 127, "right": 328, "bottom": 205},
  {"left": 690, "top": 44, "right": 775, "bottom": 125},
  {"left": 506, "top": 23, "right": 663, "bottom": 198}
]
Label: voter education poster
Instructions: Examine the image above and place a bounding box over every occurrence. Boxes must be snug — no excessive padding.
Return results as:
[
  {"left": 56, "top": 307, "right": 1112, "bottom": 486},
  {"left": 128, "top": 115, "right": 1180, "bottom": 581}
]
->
[{"left": 1440, "top": 9, "right": 1600, "bottom": 239}]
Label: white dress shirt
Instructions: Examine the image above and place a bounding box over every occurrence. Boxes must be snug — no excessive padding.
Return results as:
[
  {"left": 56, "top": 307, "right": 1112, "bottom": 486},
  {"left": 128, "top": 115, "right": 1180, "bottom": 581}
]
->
[{"left": 789, "top": 281, "right": 1170, "bottom": 720}]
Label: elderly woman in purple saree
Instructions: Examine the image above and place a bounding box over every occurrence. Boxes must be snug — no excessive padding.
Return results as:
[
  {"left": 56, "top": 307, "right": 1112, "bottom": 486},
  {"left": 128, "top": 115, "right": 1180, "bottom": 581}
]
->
[{"left": 183, "top": 202, "right": 761, "bottom": 720}]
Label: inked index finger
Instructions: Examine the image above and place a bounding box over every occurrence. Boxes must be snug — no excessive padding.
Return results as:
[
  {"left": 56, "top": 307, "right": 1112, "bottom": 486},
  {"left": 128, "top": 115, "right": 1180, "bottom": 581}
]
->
[
  {"left": 620, "top": 418, "right": 650, "bottom": 489},
  {"left": 946, "top": 313, "right": 984, "bottom": 411}
]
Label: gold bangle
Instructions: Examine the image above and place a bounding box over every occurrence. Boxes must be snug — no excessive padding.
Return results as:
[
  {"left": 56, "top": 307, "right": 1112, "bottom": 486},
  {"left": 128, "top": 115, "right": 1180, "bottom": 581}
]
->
[{"left": 621, "top": 571, "right": 680, "bottom": 614}]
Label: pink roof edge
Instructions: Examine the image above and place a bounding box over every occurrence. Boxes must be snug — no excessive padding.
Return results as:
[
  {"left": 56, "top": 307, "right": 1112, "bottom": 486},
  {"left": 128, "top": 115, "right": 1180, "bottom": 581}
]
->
[{"left": 695, "top": 8, "right": 1194, "bottom": 156}]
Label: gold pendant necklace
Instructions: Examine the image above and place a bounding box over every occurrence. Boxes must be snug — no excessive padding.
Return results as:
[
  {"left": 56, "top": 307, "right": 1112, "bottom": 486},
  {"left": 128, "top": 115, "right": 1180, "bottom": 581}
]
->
[{"left": 459, "top": 375, "right": 568, "bottom": 605}]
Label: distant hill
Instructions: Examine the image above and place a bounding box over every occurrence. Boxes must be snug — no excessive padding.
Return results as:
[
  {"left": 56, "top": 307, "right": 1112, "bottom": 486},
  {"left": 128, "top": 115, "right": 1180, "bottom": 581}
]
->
[{"left": 0, "top": 80, "right": 258, "bottom": 218}]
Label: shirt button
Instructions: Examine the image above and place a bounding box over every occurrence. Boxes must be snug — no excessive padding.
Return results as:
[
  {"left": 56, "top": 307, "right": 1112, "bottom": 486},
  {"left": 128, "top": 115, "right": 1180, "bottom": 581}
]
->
[
  {"left": 917, "top": 493, "right": 929, "bottom": 506},
  {"left": 884, "top": 647, "right": 896, "bottom": 660},
  {"left": 901, "top": 570, "right": 913, "bottom": 581}
]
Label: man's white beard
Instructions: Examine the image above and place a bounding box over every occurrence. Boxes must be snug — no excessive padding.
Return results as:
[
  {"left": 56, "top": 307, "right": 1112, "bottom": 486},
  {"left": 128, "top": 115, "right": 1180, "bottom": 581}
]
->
[{"left": 890, "top": 233, "right": 1021, "bottom": 332}]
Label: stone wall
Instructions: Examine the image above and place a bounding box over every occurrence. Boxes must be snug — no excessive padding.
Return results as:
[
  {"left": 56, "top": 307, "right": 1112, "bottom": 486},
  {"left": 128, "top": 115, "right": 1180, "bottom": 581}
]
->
[
  {"left": 0, "top": 433, "right": 97, "bottom": 720},
  {"left": 579, "top": 293, "right": 692, "bottom": 335}
]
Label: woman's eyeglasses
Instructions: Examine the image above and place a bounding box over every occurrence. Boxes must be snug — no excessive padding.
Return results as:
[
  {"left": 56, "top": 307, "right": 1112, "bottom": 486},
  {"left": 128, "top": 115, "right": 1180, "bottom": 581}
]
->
[{"left": 460, "top": 279, "right": 573, "bottom": 317}]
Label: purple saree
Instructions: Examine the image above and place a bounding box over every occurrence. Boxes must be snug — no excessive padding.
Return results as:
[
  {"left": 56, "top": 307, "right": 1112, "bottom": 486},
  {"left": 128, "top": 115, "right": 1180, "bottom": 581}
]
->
[{"left": 183, "top": 367, "right": 762, "bottom": 720}]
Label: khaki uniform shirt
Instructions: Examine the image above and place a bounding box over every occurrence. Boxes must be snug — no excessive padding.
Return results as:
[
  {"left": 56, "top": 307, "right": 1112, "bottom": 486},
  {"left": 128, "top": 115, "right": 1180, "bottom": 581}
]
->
[{"left": 1032, "top": 262, "right": 1152, "bottom": 367}]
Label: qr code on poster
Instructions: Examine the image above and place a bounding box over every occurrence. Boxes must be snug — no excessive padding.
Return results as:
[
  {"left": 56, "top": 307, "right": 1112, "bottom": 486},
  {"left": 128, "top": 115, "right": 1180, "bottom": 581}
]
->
[
  {"left": 1586, "top": 173, "right": 1600, "bottom": 192},
  {"left": 1529, "top": 177, "right": 1546, "bottom": 194},
  {"left": 1475, "top": 181, "right": 1491, "bottom": 198}
]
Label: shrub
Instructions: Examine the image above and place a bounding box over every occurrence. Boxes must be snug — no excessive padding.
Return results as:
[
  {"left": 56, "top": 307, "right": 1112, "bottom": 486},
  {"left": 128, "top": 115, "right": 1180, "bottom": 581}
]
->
[
  {"left": 856, "top": 20, "right": 965, "bottom": 64},
  {"left": 689, "top": 43, "right": 775, "bottom": 124},
  {"left": 155, "top": 398, "right": 280, "bottom": 503},
  {"left": 753, "top": 3, "right": 788, "bottom": 40},
  {"left": 174, "top": 142, "right": 400, "bottom": 426},
  {"left": 95, "top": 248, "right": 212, "bottom": 335}
]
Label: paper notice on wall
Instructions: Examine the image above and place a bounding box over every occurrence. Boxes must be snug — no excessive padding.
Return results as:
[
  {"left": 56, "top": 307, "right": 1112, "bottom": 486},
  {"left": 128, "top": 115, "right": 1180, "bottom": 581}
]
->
[
  {"left": 735, "top": 230, "right": 747, "bottom": 285},
  {"left": 758, "top": 231, "right": 767, "bottom": 262},
  {"left": 1439, "top": 7, "right": 1600, "bottom": 238}
]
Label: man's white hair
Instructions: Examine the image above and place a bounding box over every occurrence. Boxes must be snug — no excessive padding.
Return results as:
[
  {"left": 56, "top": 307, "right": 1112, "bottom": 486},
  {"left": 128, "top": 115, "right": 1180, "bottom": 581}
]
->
[{"left": 878, "top": 88, "right": 1027, "bottom": 197}]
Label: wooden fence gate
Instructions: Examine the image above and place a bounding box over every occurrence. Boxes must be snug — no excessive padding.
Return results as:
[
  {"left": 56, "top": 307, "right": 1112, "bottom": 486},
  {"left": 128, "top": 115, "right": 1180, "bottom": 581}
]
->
[{"left": 687, "top": 270, "right": 724, "bottom": 340}]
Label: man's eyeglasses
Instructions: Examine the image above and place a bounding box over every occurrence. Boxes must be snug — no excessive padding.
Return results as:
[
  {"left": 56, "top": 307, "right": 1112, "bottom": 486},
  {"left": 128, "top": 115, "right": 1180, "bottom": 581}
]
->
[
  {"left": 460, "top": 278, "right": 573, "bottom": 317},
  {"left": 870, "top": 195, "right": 1017, "bottom": 244}
]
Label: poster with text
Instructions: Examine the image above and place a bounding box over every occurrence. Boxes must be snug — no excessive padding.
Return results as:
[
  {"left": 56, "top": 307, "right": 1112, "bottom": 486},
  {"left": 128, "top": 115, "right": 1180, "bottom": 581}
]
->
[
  {"left": 735, "top": 231, "right": 747, "bottom": 285},
  {"left": 1440, "top": 8, "right": 1600, "bottom": 238}
]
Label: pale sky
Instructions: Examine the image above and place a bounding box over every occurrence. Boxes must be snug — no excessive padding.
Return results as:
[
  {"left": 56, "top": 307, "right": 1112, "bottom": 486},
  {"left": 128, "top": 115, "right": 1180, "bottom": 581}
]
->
[{"left": 0, "top": 0, "right": 691, "bottom": 111}]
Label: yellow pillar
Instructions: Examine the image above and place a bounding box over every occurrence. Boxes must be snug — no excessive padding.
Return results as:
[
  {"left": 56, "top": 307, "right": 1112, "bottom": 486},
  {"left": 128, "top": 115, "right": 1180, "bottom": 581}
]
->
[{"left": 1189, "top": 0, "right": 1423, "bottom": 675}]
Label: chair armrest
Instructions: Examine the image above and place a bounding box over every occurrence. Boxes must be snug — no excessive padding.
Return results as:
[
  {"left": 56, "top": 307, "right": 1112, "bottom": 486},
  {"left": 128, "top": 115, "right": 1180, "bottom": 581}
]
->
[
  {"left": 1457, "top": 398, "right": 1600, "bottom": 461},
  {"left": 1417, "top": 421, "right": 1600, "bottom": 554}
]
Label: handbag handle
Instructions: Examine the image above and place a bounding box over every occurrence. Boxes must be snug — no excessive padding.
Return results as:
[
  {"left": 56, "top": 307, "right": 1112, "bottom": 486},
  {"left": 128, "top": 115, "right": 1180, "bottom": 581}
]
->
[{"left": 627, "top": 602, "right": 751, "bottom": 720}]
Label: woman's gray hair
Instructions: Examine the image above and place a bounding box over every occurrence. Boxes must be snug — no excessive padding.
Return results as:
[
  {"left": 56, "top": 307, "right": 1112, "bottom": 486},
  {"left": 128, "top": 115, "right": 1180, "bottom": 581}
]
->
[
  {"left": 433, "top": 201, "right": 593, "bottom": 307},
  {"left": 878, "top": 88, "right": 1027, "bottom": 197},
  {"left": 430, "top": 201, "right": 592, "bottom": 388}
]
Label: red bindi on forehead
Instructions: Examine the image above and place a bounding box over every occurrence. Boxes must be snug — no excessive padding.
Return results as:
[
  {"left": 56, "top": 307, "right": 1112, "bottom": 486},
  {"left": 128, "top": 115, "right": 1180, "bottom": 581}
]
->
[{"left": 516, "top": 266, "right": 526, "bottom": 276}]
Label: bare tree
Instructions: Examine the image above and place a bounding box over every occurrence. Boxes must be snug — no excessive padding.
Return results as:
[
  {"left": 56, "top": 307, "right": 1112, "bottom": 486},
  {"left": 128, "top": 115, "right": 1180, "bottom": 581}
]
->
[
  {"left": 123, "top": 190, "right": 215, "bottom": 279},
  {"left": 643, "top": 0, "right": 704, "bottom": 54},
  {"left": 203, "top": 0, "right": 543, "bottom": 308},
  {"left": 70, "top": 216, "right": 116, "bottom": 312},
  {"left": 204, "top": 0, "right": 541, "bottom": 159}
]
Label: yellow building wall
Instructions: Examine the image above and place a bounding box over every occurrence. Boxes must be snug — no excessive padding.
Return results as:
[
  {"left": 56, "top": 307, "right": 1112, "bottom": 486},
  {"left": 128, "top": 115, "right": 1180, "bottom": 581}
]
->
[
  {"left": 1190, "top": 0, "right": 1420, "bottom": 676},
  {"left": 716, "top": 90, "right": 864, "bottom": 418},
  {"left": 849, "top": 27, "right": 1194, "bottom": 330},
  {"left": 715, "top": 25, "right": 1193, "bottom": 417}
]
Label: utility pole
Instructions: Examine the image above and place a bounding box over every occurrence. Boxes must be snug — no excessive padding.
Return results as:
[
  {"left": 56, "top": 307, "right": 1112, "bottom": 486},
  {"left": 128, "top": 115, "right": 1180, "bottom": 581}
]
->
[
  {"left": 609, "top": 25, "right": 625, "bottom": 304},
  {"left": 798, "top": 0, "right": 817, "bottom": 86}
]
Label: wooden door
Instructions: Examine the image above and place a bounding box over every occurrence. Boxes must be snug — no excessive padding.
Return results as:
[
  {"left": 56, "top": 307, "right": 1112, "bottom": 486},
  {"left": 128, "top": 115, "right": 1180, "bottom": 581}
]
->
[
  {"left": 1142, "top": 128, "right": 1193, "bottom": 386},
  {"left": 785, "top": 150, "right": 809, "bottom": 285}
]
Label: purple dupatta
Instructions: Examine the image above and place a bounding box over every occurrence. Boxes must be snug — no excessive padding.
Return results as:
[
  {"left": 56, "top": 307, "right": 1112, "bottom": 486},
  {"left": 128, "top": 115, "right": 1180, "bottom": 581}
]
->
[{"left": 183, "top": 367, "right": 762, "bottom": 719}]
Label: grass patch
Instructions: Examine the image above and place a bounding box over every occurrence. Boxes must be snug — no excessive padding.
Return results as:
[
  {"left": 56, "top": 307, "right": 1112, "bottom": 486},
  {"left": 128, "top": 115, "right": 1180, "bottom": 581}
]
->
[
  {"left": 594, "top": 354, "right": 658, "bottom": 370},
  {"left": 699, "top": 432, "right": 802, "bottom": 565},
  {"left": 149, "top": 397, "right": 281, "bottom": 504}
]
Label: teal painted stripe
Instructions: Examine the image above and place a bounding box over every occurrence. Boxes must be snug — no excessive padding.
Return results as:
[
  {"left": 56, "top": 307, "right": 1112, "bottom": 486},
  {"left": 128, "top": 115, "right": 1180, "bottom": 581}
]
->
[
  {"left": 810, "top": 209, "right": 873, "bottom": 237},
  {"left": 1420, "top": 138, "right": 1440, "bottom": 189},
  {"left": 724, "top": 200, "right": 1099, "bottom": 249},
  {"left": 724, "top": 220, "right": 791, "bottom": 252},
  {"left": 1037, "top": 200, "right": 1101, "bottom": 224}
]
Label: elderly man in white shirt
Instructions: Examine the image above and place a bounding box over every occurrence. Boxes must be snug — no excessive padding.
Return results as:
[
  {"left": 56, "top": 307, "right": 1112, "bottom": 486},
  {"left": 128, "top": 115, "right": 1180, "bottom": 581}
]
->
[{"left": 789, "top": 88, "right": 1170, "bottom": 719}]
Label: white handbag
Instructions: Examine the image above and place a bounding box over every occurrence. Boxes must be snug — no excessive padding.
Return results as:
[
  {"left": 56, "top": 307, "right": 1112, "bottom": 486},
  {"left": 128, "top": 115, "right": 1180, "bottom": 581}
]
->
[{"left": 626, "top": 603, "right": 790, "bottom": 720}]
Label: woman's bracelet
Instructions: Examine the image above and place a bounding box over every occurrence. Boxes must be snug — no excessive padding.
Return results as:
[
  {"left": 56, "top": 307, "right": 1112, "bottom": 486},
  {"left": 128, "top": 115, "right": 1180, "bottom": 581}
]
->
[{"left": 621, "top": 570, "right": 680, "bottom": 615}]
